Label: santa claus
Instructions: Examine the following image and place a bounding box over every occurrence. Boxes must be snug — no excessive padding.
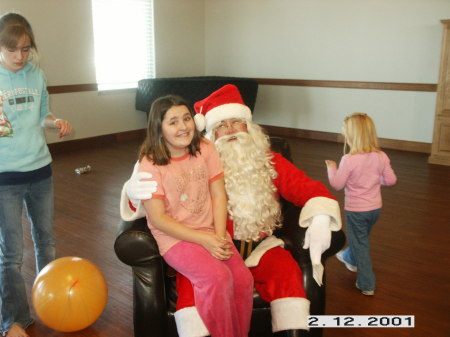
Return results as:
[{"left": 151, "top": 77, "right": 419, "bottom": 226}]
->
[{"left": 120, "top": 84, "right": 341, "bottom": 337}]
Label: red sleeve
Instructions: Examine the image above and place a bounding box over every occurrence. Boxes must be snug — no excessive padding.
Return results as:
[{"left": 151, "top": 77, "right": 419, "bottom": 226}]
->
[{"left": 271, "top": 152, "right": 335, "bottom": 207}]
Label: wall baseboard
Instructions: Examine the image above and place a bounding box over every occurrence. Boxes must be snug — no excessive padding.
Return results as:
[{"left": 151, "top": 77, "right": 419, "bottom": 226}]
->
[
  {"left": 48, "top": 126, "right": 430, "bottom": 154},
  {"left": 261, "top": 124, "right": 431, "bottom": 154}
]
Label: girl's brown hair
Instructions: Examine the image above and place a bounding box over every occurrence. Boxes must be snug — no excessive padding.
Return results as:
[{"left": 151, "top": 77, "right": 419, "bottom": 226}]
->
[
  {"left": 342, "top": 112, "right": 380, "bottom": 154},
  {"left": 0, "top": 12, "right": 37, "bottom": 53},
  {"left": 138, "top": 95, "right": 203, "bottom": 165}
]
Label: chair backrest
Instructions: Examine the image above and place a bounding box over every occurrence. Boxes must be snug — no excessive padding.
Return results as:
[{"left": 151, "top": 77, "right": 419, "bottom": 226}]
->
[{"left": 269, "top": 136, "right": 292, "bottom": 162}]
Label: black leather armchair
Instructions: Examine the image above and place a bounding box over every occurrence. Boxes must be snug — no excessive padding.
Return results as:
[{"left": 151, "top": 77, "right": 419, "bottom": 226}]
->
[{"left": 114, "top": 137, "right": 345, "bottom": 337}]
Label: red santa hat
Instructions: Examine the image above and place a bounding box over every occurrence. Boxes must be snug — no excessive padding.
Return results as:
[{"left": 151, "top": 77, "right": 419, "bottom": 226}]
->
[{"left": 193, "top": 84, "right": 252, "bottom": 133}]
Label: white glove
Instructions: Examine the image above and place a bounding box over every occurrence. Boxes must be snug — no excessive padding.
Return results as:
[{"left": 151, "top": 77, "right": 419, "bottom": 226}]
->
[
  {"left": 302, "top": 214, "right": 332, "bottom": 286},
  {"left": 125, "top": 162, "right": 157, "bottom": 202}
]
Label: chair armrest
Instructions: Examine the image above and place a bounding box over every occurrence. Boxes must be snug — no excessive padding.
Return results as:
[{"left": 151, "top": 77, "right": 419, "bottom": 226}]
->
[
  {"left": 114, "top": 218, "right": 167, "bottom": 337},
  {"left": 115, "top": 218, "right": 161, "bottom": 266},
  {"left": 269, "top": 136, "right": 292, "bottom": 162}
]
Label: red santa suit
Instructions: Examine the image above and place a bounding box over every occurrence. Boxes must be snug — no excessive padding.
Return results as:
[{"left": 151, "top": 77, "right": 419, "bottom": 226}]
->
[{"left": 174, "top": 151, "right": 341, "bottom": 334}]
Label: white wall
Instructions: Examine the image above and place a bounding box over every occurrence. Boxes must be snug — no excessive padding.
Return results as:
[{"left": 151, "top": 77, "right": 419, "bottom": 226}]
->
[
  {"left": 204, "top": 0, "right": 450, "bottom": 143},
  {"left": 2, "top": 0, "right": 448, "bottom": 144},
  {"left": 0, "top": 0, "right": 205, "bottom": 143},
  {"left": 153, "top": 0, "right": 205, "bottom": 77}
]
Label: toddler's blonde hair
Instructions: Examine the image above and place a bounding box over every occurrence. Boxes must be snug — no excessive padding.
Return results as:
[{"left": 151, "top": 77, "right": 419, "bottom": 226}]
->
[{"left": 342, "top": 112, "right": 380, "bottom": 154}]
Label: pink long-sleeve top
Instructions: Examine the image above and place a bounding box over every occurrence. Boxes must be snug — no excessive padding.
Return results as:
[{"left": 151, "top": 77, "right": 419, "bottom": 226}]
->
[{"left": 327, "top": 151, "right": 397, "bottom": 212}]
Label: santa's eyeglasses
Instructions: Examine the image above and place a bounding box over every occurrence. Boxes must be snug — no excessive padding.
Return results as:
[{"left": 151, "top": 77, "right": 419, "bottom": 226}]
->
[{"left": 215, "top": 119, "right": 246, "bottom": 131}]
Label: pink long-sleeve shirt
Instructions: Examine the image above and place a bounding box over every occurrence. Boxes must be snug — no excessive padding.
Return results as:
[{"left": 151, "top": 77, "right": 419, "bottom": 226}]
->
[{"left": 327, "top": 151, "right": 397, "bottom": 212}]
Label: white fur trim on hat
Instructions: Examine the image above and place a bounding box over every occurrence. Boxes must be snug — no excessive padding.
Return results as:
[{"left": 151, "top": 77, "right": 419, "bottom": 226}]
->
[
  {"left": 194, "top": 113, "right": 206, "bottom": 132},
  {"left": 204, "top": 103, "right": 252, "bottom": 133},
  {"left": 174, "top": 306, "right": 210, "bottom": 337},
  {"left": 270, "top": 297, "right": 310, "bottom": 332}
]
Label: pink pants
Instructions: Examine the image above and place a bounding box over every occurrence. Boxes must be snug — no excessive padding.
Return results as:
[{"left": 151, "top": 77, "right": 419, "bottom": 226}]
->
[
  {"left": 177, "top": 246, "right": 305, "bottom": 307},
  {"left": 164, "top": 240, "right": 254, "bottom": 337}
]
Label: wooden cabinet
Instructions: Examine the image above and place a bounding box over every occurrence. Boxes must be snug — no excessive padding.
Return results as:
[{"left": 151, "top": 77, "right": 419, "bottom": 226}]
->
[{"left": 429, "top": 20, "right": 450, "bottom": 165}]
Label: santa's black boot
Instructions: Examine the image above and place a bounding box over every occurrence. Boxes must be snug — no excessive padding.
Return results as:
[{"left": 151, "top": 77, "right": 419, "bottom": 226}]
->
[{"left": 273, "top": 329, "right": 308, "bottom": 337}]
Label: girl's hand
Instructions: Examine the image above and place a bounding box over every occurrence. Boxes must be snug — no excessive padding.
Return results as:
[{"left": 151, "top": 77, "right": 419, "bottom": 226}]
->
[
  {"left": 200, "top": 232, "right": 234, "bottom": 260},
  {"left": 55, "top": 119, "right": 73, "bottom": 138},
  {"left": 325, "top": 160, "right": 337, "bottom": 168}
]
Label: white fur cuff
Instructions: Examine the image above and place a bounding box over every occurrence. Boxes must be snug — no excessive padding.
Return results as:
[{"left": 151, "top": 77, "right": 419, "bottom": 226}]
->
[
  {"left": 244, "top": 235, "right": 284, "bottom": 268},
  {"left": 299, "top": 197, "right": 342, "bottom": 231},
  {"left": 174, "top": 307, "right": 210, "bottom": 337},
  {"left": 270, "top": 297, "right": 310, "bottom": 332}
]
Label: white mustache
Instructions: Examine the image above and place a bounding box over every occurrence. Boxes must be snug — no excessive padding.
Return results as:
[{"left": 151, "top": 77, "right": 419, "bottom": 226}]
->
[{"left": 215, "top": 131, "right": 250, "bottom": 147}]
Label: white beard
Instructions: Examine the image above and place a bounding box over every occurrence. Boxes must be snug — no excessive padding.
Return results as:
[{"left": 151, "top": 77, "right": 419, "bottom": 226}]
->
[{"left": 215, "top": 129, "right": 282, "bottom": 242}]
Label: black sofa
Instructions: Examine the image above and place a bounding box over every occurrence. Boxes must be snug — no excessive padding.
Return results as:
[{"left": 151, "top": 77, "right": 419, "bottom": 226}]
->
[{"left": 135, "top": 76, "right": 259, "bottom": 116}]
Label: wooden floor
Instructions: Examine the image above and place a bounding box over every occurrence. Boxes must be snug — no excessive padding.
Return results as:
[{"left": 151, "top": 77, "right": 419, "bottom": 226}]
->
[{"left": 21, "top": 136, "right": 450, "bottom": 337}]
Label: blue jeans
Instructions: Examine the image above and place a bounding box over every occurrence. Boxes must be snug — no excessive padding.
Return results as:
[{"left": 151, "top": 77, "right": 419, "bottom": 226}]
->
[
  {"left": 0, "top": 177, "right": 55, "bottom": 334},
  {"left": 344, "top": 209, "right": 380, "bottom": 292}
]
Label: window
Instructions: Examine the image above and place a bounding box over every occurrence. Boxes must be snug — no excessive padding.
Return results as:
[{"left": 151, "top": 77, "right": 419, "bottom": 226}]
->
[{"left": 91, "top": 0, "right": 155, "bottom": 91}]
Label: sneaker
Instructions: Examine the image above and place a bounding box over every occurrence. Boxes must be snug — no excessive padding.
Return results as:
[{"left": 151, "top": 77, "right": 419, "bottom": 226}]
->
[
  {"left": 361, "top": 290, "right": 375, "bottom": 296},
  {"left": 336, "top": 251, "right": 357, "bottom": 272},
  {"left": 356, "top": 283, "right": 375, "bottom": 296}
]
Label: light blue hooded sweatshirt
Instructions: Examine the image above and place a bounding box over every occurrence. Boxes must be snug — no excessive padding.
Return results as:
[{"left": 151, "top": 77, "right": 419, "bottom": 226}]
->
[{"left": 0, "top": 62, "right": 52, "bottom": 174}]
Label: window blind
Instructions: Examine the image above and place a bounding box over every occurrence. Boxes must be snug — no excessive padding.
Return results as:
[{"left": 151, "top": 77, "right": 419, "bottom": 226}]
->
[{"left": 91, "top": 0, "right": 155, "bottom": 91}]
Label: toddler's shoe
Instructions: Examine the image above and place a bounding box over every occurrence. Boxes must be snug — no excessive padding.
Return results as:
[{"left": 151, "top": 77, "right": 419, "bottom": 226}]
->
[
  {"left": 336, "top": 251, "right": 357, "bottom": 272},
  {"left": 356, "top": 283, "right": 375, "bottom": 296}
]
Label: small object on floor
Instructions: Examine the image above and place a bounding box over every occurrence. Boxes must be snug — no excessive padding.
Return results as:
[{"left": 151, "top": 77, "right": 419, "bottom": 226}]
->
[
  {"left": 75, "top": 165, "right": 92, "bottom": 175},
  {"left": 336, "top": 250, "right": 357, "bottom": 272}
]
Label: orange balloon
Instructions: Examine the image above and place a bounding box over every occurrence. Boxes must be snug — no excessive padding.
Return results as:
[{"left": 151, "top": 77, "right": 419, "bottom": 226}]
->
[{"left": 32, "top": 256, "right": 108, "bottom": 332}]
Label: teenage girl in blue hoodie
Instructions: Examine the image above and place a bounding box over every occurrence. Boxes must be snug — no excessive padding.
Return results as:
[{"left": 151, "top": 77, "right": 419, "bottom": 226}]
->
[{"left": 0, "top": 12, "right": 72, "bottom": 337}]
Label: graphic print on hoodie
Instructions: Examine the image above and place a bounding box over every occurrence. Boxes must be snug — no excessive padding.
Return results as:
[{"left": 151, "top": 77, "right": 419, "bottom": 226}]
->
[{"left": 0, "top": 62, "right": 52, "bottom": 172}]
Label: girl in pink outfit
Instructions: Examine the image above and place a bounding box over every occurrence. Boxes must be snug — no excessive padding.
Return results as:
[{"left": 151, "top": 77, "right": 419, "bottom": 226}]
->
[
  {"left": 138, "top": 95, "right": 253, "bottom": 337},
  {"left": 325, "top": 113, "right": 397, "bottom": 296}
]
